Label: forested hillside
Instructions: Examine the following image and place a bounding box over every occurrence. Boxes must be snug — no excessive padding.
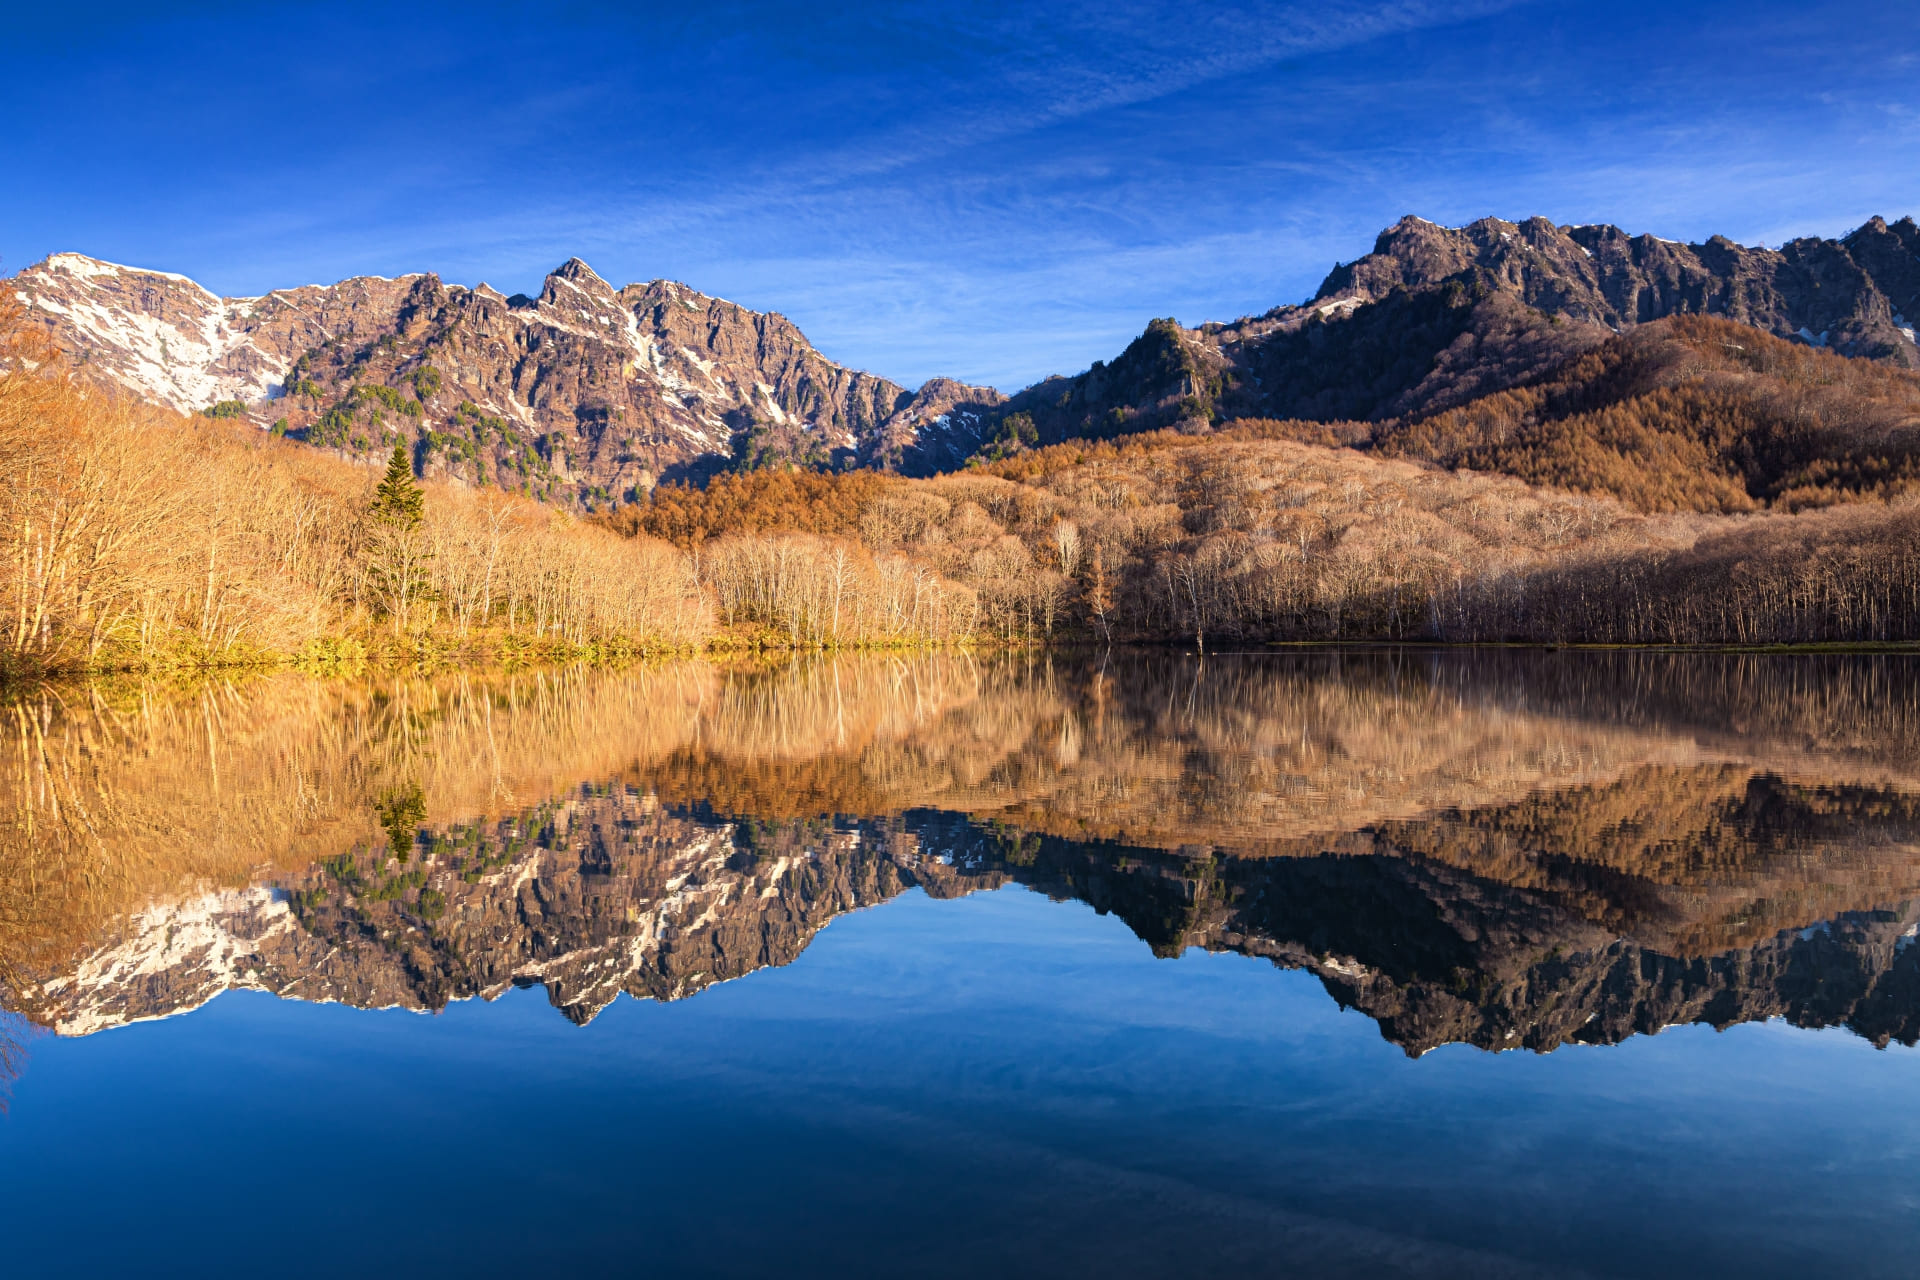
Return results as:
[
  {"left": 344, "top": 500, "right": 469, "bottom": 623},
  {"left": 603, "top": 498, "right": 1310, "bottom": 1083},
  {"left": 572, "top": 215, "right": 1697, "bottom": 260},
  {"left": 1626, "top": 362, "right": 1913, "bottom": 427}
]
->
[
  {"left": 1259, "top": 315, "right": 1920, "bottom": 514},
  {"left": 604, "top": 411, "right": 1920, "bottom": 648}
]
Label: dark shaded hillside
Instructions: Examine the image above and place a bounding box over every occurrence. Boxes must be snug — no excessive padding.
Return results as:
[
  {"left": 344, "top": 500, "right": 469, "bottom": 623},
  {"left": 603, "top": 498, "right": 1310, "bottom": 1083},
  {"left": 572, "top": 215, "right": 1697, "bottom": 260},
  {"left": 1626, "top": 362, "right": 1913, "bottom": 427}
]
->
[
  {"left": 960, "top": 213, "right": 1920, "bottom": 471},
  {"left": 980, "top": 284, "right": 1603, "bottom": 453},
  {"left": 981, "top": 317, "right": 1220, "bottom": 451},
  {"left": 1345, "top": 315, "right": 1920, "bottom": 513},
  {"left": 1213, "top": 282, "right": 1605, "bottom": 424}
]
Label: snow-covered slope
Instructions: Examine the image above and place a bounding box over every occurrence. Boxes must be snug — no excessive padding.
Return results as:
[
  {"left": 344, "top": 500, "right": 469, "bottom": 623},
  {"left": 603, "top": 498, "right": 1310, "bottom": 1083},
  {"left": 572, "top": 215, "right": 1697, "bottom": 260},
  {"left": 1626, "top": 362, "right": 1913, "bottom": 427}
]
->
[
  {"left": 29, "top": 801, "right": 987, "bottom": 1036},
  {"left": 13, "top": 253, "right": 305, "bottom": 411},
  {"left": 11, "top": 252, "right": 1003, "bottom": 491}
]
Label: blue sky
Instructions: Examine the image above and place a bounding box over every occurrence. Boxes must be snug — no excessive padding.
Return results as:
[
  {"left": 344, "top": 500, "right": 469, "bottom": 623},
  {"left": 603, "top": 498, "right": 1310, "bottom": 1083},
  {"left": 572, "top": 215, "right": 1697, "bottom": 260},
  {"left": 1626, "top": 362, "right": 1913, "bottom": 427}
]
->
[{"left": 4, "top": 1, "right": 1916, "bottom": 390}]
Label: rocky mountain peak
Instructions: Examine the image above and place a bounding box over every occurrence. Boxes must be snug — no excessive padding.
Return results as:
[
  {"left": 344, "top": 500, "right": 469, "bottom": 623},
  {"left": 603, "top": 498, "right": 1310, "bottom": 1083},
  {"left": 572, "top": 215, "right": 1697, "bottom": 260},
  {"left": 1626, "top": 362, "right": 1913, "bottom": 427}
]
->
[
  {"left": 1312, "top": 213, "right": 1919, "bottom": 364},
  {"left": 551, "top": 255, "right": 607, "bottom": 283},
  {"left": 949, "top": 211, "right": 1920, "bottom": 458},
  {"left": 540, "top": 255, "right": 622, "bottom": 307},
  {"left": 16, "top": 210, "right": 1920, "bottom": 488},
  {"left": 13, "top": 252, "right": 1000, "bottom": 495}
]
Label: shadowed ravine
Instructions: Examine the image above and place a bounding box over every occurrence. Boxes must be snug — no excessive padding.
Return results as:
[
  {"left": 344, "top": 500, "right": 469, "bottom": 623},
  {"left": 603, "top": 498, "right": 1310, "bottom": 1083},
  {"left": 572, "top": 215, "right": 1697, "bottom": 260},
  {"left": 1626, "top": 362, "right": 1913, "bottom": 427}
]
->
[{"left": 9, "top": 650, "right": 1920, "bottom": 1060}]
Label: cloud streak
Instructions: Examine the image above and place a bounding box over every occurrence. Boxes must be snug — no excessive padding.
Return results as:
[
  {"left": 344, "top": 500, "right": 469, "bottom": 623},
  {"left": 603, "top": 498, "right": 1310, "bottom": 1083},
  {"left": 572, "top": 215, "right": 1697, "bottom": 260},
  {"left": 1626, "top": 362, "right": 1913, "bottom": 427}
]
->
[{"left": 1, "top": 0, "right": 1913, "bottom": 390}]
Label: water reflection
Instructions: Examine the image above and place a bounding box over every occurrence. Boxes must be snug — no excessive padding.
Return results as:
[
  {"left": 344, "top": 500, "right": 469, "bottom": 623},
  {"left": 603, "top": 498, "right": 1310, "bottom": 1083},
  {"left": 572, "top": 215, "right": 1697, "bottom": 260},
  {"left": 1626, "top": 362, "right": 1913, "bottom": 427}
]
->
[{"left": 8, "top": 651, "right": 1920, "bottom": 1056}]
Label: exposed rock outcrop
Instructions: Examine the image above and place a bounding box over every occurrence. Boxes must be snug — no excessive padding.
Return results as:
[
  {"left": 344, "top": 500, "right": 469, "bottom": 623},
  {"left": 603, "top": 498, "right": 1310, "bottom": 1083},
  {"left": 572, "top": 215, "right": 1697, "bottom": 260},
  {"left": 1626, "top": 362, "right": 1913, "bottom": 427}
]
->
[
  {"left": 10, "top": 253, "right": 998, "bottom": 497},
  {"left": 984, "top": 214, "right": 1920, "bottom": 451},
  {"left": 16, "top": 214, "right": 1918, "bottom": 482}
]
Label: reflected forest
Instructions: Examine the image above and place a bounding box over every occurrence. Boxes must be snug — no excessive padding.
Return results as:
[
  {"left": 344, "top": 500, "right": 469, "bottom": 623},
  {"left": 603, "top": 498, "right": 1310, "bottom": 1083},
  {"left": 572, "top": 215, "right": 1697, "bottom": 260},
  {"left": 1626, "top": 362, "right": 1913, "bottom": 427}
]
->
[{"left": 10, "top": 651, "right": 1920, "bottom": 1072}]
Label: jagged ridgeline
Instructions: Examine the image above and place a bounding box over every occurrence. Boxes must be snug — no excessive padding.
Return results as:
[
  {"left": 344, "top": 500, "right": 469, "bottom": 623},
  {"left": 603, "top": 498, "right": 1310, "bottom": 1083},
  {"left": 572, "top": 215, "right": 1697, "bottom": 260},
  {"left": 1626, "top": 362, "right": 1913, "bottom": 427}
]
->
[
  {"left": 987, "top": 214, "right": 1920, "bottom": 450},
  {"left": 16, "top": 215, "right": 1918, "bottom": 496},
  {"left": 9, "top": 252, "right": 1007, "bottom": 491},
  {"left": 9, "top": 652, "right": 1920, "bottom": 1054}
]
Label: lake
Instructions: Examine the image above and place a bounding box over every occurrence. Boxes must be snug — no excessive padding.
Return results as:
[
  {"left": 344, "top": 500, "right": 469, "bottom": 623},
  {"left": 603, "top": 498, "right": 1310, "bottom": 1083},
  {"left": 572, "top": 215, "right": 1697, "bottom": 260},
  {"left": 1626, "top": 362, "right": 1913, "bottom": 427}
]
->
[{"left": 4, "top": 650, "right": 1919, "bottom": 1277}]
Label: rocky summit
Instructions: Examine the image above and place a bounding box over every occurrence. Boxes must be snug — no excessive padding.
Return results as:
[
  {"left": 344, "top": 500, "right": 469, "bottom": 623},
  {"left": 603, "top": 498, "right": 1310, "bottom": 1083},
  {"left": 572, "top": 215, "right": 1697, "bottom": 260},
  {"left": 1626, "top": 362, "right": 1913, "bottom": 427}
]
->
[
  {"left": 987, "top": 214, "right": 1920, "bottom": 450},
  {"left": 12, "top": 213, "right": 1920, "bottom": 493},
  {"left": 10, "top": 252, "right": 1004, "bottom": 499}
]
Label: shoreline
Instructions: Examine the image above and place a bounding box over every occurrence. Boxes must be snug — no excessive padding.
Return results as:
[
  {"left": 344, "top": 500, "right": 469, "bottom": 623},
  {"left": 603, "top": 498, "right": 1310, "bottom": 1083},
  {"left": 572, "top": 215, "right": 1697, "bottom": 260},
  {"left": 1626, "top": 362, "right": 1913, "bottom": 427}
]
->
[{"left": 11, "top": 636, "right": 1920, "bottom": 688}]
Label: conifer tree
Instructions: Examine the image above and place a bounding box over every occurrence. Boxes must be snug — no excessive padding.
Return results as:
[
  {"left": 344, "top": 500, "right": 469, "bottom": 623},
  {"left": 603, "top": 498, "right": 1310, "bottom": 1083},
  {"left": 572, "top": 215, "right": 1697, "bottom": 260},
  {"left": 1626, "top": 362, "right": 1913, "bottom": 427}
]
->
[
  {"left": 373, "top": 440, "right": 425, "bottom": 529},
  {"left": 368, "top": 439, "right": 430, "bottom": 634}
]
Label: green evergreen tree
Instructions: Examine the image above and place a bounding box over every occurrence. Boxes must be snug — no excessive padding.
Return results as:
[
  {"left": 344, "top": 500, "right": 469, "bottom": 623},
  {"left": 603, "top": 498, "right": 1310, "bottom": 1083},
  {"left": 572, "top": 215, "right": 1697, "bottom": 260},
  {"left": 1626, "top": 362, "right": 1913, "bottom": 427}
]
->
[
  {"left": 375, "top": 782, "right": 427, "bottom": 861},
  {"left": 372, "top": 440, "right": 425, "bottom": 529}
]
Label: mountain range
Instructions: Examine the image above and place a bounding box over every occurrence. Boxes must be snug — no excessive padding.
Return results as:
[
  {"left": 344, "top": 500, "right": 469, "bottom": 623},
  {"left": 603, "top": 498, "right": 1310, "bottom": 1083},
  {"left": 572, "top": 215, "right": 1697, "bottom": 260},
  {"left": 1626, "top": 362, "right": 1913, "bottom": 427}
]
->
[
  {"left": 13, "top": 213, "right": 1918, "bottom": 503},
  {"left": 23, "top": 791, "right": 1920, "bottom": 1057}
]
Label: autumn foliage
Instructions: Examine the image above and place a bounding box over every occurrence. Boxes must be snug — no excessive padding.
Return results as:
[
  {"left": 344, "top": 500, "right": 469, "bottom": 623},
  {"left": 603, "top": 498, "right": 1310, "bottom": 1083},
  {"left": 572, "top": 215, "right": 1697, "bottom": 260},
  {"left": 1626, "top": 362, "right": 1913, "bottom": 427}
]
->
[
  {"left": 604, "top": 469, "right": 893, "bottom": 549},
  {"left": 0, "top": 297, "right": 709, "bottom": 675},
  {"left": 1361, "top": 315, "right": 1920, "bottom": 513},
  {"left": 13, "top": 291, "right": 1920, "bottom": 662}
]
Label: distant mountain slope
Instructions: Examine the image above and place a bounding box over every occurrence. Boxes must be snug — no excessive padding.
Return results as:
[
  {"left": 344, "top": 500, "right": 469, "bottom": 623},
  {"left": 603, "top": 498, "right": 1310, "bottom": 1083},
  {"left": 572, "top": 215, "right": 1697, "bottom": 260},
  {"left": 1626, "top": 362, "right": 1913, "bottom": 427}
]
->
[
  {"left": 10, "top": 253, "right": 1001, "bottom": 499},
  {"left": 976, "top": 214, "right": 1920, "bottom": 458},
  {"left": 1361, "top": 314, "right": 1920, "bottom": 513},
  {"left": 14, "top": 213, "right": 1919, "bottom": 492}
]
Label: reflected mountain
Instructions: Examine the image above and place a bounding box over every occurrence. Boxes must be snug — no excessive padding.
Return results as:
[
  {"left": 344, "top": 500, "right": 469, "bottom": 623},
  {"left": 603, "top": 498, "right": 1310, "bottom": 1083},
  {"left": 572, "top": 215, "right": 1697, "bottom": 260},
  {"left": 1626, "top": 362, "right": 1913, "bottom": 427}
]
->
[{"left": 9, "top": 651, "right": 1920, "bottom": 1056}]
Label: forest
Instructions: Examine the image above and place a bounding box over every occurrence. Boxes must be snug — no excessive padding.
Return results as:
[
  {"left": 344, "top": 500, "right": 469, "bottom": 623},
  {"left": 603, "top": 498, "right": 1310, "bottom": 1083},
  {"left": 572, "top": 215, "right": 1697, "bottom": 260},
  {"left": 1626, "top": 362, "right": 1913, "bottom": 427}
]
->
[
  {"left": 8, "top": 296, "right": 1920, "bottom": 676},
  {"left": 612, "top": 315, "right": 1920, "bottom": 650}
]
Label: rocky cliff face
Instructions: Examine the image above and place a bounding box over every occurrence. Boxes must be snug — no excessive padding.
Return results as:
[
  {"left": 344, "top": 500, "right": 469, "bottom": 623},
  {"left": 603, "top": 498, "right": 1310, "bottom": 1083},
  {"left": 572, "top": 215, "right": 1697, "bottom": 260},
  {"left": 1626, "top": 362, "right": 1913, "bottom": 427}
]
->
[
  {"left": 1316, "top": 216, "right": 1913, "bottom": 354},
  {"left": 12, "top": 214, "right": 1920, "bottom": 482},
  {"left": 11, "top": 253, "right": 999, "bottom": 498},
  {"left": 28, "top": 789, "right": 996, "bottom": 1035},
  {"left": 984, "top": 213, "right": 1920, "bottom": 451}
]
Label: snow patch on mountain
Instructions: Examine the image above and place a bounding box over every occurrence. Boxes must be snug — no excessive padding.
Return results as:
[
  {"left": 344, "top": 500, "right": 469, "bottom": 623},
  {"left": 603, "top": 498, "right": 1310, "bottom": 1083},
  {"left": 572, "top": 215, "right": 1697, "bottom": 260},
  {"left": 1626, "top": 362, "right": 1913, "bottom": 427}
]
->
[
  {"left": 45, "top": 251, "right": 216, "bottom": 296},
  {"left": 15, "top": 253, "right": 289, "bottom": 411},
  {"left": 39, "top": 886, "right": 297, "bottom": 1037}
]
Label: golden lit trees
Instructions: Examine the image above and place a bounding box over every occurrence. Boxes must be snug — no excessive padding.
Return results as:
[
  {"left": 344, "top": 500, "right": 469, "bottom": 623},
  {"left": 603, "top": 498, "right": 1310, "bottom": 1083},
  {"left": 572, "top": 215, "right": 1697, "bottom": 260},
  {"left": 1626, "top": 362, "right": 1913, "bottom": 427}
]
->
[{"left": 366, "top": 440, "right": 432, "bottom": 636}]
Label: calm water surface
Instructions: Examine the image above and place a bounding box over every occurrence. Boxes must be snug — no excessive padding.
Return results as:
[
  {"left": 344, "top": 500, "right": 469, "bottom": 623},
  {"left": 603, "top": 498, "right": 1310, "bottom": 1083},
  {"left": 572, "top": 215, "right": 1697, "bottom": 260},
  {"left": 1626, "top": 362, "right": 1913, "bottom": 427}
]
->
[{"left": 4, "top": 651, "right": 1920, "bottom": 1277}]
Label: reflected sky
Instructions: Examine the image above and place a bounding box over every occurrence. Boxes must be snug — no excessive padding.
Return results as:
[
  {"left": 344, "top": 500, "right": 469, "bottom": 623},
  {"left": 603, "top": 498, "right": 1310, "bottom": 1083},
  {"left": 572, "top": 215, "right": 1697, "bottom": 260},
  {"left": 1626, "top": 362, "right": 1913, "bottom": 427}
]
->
[
  {"left": 5, "top": 887, "right": 1917, "bottom": 1278},
  {"left": 5, "top": 651, "right": 1920, "bottom": 1275}
]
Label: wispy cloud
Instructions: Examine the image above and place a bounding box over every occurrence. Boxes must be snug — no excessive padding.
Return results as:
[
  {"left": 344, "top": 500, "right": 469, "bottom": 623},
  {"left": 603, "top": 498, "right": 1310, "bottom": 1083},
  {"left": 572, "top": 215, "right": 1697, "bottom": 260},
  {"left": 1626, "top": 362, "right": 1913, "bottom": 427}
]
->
[{"left": 5, "top": 0, "right": 1913, "bottom": 391}]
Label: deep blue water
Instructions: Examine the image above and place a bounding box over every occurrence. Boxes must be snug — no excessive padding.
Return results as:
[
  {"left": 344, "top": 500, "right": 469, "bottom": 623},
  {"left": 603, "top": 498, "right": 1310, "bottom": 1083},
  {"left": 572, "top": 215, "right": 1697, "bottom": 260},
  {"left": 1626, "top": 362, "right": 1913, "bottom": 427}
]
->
[{"left": 6, "top": 885, "right": 1917, "bottom": 1279}]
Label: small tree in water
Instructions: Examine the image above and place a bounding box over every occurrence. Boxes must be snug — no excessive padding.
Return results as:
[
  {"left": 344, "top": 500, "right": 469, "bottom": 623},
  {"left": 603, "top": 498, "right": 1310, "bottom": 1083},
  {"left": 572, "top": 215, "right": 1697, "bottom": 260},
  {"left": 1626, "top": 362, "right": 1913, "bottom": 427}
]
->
[{"left": 375, "top": 781, "right": 428, "bottom": 861}]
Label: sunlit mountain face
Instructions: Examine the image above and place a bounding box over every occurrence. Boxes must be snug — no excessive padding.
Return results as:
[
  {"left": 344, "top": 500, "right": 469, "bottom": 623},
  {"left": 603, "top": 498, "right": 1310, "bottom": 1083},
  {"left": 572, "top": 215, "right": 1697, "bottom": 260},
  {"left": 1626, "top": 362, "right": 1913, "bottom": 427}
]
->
[{"left": 10, "top": 651, "right": 1920, "bottom": 1058}]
